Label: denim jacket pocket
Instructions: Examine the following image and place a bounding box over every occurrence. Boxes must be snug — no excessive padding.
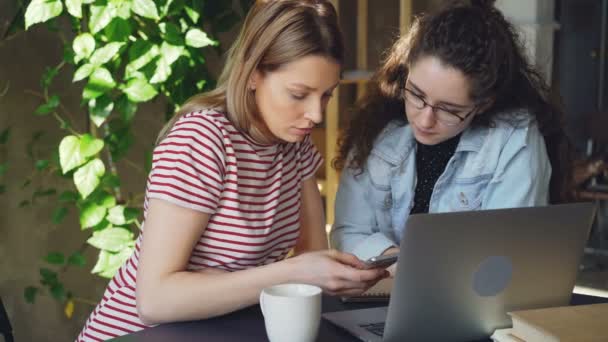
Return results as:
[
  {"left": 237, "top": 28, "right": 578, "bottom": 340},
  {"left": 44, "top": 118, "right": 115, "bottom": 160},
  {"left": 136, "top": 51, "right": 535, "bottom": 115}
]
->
[
  {"left": 367, "top": 153, "right": 396, "bottom": 226},
  {"left": 365, "top": 186, "right": 393, "bottom": 232},
  {"left": 448, "top": 175, "right": 491, "bottom": 211}
]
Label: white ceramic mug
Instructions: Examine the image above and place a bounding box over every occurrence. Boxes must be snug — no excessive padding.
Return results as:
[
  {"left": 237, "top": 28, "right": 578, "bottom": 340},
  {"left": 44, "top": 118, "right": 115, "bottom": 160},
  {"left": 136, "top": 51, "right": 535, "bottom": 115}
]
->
[{"left": 259, "top": 283, "right": 322, "bottom": 342}]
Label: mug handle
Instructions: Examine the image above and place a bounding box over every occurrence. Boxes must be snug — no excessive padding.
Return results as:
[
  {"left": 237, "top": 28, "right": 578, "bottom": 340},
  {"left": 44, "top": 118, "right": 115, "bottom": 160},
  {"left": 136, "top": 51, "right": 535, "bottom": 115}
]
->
[{"left": 259, "top": 291, "right": 266, "bottom": 317}]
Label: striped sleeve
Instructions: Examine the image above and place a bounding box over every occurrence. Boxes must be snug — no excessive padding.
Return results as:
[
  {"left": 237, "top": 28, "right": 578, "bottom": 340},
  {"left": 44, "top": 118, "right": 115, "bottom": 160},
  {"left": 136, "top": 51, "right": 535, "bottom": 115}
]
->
[
  {"left": 146, "top": 114, "right": 226, "bottom": 213},
  {"left": 298, "top": 134, "right": 323, "bottom": 180}
]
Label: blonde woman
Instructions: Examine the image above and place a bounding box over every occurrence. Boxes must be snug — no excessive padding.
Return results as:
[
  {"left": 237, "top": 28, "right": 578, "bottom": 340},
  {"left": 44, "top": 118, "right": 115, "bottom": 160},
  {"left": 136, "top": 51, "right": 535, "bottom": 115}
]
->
[{"left": 77, "top": 1, "right": 387, "bottom": 340}]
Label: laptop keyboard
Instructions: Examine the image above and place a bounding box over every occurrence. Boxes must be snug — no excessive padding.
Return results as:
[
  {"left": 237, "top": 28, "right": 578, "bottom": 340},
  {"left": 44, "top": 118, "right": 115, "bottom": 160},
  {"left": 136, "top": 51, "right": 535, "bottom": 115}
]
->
[{"left": 358, "top": 322, "right": 385, "bottom": 337}]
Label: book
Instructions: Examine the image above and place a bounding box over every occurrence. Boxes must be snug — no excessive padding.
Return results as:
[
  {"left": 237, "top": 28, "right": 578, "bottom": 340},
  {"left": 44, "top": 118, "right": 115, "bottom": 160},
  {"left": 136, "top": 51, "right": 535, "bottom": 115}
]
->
[
  {"left": 490, "top": 328, "right": 525, "bottom": 342},
  {"left": 340, "top": 277, "right": 393, "bottom": 302},
  {"left": 508, "top": 303, "right": 608, "bottom": 342}
]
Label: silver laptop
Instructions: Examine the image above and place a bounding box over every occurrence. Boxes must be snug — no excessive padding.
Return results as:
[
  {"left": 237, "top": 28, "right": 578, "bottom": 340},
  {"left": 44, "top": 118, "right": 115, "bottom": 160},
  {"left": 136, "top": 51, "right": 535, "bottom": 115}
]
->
[{"left": 323, "top": 203, "right": 596, "bottom": 342}]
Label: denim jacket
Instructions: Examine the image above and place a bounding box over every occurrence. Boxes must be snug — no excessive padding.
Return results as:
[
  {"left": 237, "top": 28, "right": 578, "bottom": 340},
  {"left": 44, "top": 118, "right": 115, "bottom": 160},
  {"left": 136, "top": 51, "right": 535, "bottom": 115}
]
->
[{"left": 330, "top": 110, "right": 551, "bottom": 260}]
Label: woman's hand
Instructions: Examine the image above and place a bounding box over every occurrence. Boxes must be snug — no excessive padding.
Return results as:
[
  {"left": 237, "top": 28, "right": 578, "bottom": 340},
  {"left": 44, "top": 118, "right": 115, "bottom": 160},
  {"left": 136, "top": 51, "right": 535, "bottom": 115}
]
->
[{"left": 288, "top": 250, "right": 389, "bottom": 296}]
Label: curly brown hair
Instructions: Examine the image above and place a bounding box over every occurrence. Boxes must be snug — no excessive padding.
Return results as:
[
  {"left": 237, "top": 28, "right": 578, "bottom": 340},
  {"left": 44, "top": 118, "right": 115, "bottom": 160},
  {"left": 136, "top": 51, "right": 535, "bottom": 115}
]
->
[{"left": 335, "top": 0, "right": 573, "bottom": 203}]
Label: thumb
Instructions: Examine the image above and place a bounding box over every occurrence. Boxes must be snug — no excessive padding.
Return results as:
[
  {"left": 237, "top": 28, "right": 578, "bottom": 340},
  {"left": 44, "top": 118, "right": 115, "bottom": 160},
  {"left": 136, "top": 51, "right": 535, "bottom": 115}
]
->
[{"left": 329, "top": 250, "right": 366, "bottom": 269}]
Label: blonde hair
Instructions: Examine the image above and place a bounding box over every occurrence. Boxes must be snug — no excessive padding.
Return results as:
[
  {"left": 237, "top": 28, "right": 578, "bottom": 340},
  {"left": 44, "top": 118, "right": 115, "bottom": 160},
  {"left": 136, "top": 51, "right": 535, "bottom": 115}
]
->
[{"left": 157, "top": 0, "right": 343, "bottom": 144}]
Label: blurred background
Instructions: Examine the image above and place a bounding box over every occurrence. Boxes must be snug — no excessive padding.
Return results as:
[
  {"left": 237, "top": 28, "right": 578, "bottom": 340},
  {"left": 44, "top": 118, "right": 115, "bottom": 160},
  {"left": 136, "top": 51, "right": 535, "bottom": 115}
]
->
[{"left": 1, "top": 0, "right": 607, "bottom": 340}]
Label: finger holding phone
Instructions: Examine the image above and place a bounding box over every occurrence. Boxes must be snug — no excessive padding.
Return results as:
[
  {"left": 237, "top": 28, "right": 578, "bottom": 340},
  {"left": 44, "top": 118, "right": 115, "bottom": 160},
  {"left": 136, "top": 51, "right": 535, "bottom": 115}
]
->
[
  {"left": 363, "top": 248, "right": 399, "bottom": 276},
  {"left": 366, "top": 247, "right": 400, "bottom": 276}
]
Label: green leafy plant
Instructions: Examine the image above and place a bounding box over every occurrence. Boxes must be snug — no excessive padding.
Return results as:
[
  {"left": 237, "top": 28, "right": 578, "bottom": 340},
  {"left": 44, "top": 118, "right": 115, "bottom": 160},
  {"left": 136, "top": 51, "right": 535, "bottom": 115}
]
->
[{"left": 18, "top": 0, "right": 251, "bottom": 317}]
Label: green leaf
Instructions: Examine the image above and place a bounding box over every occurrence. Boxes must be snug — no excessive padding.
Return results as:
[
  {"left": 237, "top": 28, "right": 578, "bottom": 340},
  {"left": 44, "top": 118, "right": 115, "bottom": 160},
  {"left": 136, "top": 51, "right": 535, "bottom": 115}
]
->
[
  {"left": 52, "top": 206, "right": 68, "bottom": 224},
  {"left": 132, "top": 0, "right": 159, "bottom": 20},
  {"left": 185, "top": 28, "right": 217, "bottom": 48},
  {"left": 107, "top": 205, "right": 127, "bottom": 225},
  {"left": 109, "top": 0, "right": 132, "bottom": 19},
  {"left": 35, "top": 159, "right": 49, "bottom": 170},
  {"left": 89, "top": 3, "right": 113, "bottom": 34},
  {"left": 121, "top": 78, "right": 157, "bottom": 102},
  {"left": 65, "top": 0, "right": 82, "bottom": 18},
  {"left": 124, "top": 207, "right": 141, "bottom": 223},
  {"left": 79, "top": 133, "right": 104, "bottom": 158},
  {"left": 0, "top": 185, "right": 5, "bottom": 194},
  {"left": 160, "top": 0, "right": 176, "bottom": 17},
  {"left": 50, "top": 283, "right": 66, "bottom": 301},
  {"left": 41, "top": 66, "right": 59, "bottom": 90},
  {"left": 63, "top": 42, "right": 76, "bottom": 64},
  {"left": 97, "top": 192, "right": 116, "bottom": 209},
  {"left": 143, "top": 149, "right": 152, "bottom": 173},
  {"left": 184, "top": 5, "right": 200, "bottom": 23},
  {"left": 101, "top": 173, "right": 121, "bottom": 188},
  {"left": 73, "top": 158, "right": 105, "bottom": 199},
  {"left": 88, "top": 96, "right": 114, "bottom": 127},
  {"left": 40, "top": 268, "right": 57, "bottom": 285},
  {"left": 34, "top": 95, "right": 60, "bottom": 115},
  {"left": 59, "top": 190, "right": 79, "bottom": 203},
  {"left": 104, "top": 18, "right": 132, "bottom": 42},
  {"left": 73, "top": 63, "right": 94, "bottom": 82},
  {"left": 24, "top": 286, "right": 39, "bottom": 304},
  {"left": 79, "top": 201, "right": 107, "bottom": 228},
  {"left": 91, "top": 247, "right": 134, "bottom": 278},
  {"left": 0, "top": 127, "right": 10, "bottom": 144},
  {"left": 73, "top": 33, "right": 95, "bottom": 63},
  {"left": 25, "top": 0, "right": 63, "bottom": 30},
  {"left": 87, "top": 227, "right": 134, "bottom": 252},
  {"left": 160, "top": 22, "right": 183, "bottom": 46},
  {"left": 106, "top": 119, "right": 134, "bottom": 161},
  {"left": 90, "top": 42, "right": 124, "bottom": 66},
  {"left": 83, "top": 67, "right": 116, "bottom": 100},
  {"left": 59, "top": 135, "right": 85, "bottom": 173},
  {"left": 92, "top": 218, "right": 112, "bottom": 232},
  {"left": 33, "top": 188, "right": 57, "bottom": 198},
  {"left": 196, "top": 79, "right": 206, "bottom": 91},
  {"left": 44, "top": 252, "right": 65, "bottom": 264},
  {"left": 68, "top": 252, "right": 86, "bottom": 267},
  {"left": 89, "top": 190, "right": 117, "bottom": 209},
  {"left": 125, "top": 41, "right": 159, "bottom": 74},
  {"left": 150, "top": 42, "right": 183, "bottom": 83},
  {"left": 0, "top": 163, "right": 7, "bottom": 176},
  {"left": 116, "top": 96, "right": 138, "bottom": 122}
]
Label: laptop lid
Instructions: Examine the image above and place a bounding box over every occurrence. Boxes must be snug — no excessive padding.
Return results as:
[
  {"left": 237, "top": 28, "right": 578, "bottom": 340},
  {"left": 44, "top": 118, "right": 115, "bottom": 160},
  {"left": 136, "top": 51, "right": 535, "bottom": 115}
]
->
[{"left": 382, "top": 202, "right": 596, "bottom": 342}]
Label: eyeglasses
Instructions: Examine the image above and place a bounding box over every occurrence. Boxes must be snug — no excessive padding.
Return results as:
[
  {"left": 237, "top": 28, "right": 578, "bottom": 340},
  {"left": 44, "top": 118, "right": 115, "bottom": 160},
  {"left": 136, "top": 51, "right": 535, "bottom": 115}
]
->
[{"left": 403, "top": 88, "right": 476, "bottom": 126}]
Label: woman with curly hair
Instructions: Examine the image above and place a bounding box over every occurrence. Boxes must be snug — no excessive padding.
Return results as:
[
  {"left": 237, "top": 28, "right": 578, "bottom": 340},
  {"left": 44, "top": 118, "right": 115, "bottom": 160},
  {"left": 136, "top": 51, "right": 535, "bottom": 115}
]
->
[{"left": 331, "top": 0, "right": 572, "bottom": 263}]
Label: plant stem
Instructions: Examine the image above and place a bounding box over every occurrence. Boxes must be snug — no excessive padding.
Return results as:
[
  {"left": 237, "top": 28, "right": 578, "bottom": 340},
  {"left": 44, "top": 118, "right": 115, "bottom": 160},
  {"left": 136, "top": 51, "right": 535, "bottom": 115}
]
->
[
  {"left": 103, "top": 125, "right": 123, "bottom": 203},
  {"left": 123, "top": 157, "right": 146, "bottom": 175},
  {"left": 71, "top": 296, "right": 98, "bottom": 306},
  {"left": 60, "top": 242, "right": 90, "bottom": 273},
  {"left": 24, "top": 89, "right": 79, "bottom": 135}
]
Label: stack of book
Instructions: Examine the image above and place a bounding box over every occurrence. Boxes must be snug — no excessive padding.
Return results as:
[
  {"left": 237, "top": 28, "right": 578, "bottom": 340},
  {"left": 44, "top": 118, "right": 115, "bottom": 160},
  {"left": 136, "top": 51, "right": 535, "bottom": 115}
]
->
[{"left": 491, "top": 303, "right": 608, "bottom": 342}]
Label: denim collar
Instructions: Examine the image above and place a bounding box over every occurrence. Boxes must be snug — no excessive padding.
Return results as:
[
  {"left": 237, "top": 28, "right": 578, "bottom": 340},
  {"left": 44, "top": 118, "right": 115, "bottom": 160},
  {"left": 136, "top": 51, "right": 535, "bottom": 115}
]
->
[
  {"left": 372, "top": 121, "right": 488, "bottom": 165},
  {"left": 372, "top": 110, "right": 531, "bottom": 165}
]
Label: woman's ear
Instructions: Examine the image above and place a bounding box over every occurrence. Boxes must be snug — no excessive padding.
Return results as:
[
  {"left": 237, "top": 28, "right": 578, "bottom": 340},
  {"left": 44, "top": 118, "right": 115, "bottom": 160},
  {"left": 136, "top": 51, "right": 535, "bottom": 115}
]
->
[{"left": 249, "top": 70, "right": 262, "bottom": 91}]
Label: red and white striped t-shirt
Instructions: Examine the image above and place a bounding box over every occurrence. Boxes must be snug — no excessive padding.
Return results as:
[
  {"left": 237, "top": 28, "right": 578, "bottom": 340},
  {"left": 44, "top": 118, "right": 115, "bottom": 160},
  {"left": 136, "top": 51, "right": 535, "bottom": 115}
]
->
[{"left": 77, "top": 109, "right": 322, "bottom": 341}]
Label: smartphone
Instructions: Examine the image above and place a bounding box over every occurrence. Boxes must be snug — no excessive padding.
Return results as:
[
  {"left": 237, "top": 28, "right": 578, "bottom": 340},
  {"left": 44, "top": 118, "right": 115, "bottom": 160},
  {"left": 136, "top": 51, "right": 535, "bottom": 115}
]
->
[{"left": 363, "top": 253, "right": 398, "bottom": 269}]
